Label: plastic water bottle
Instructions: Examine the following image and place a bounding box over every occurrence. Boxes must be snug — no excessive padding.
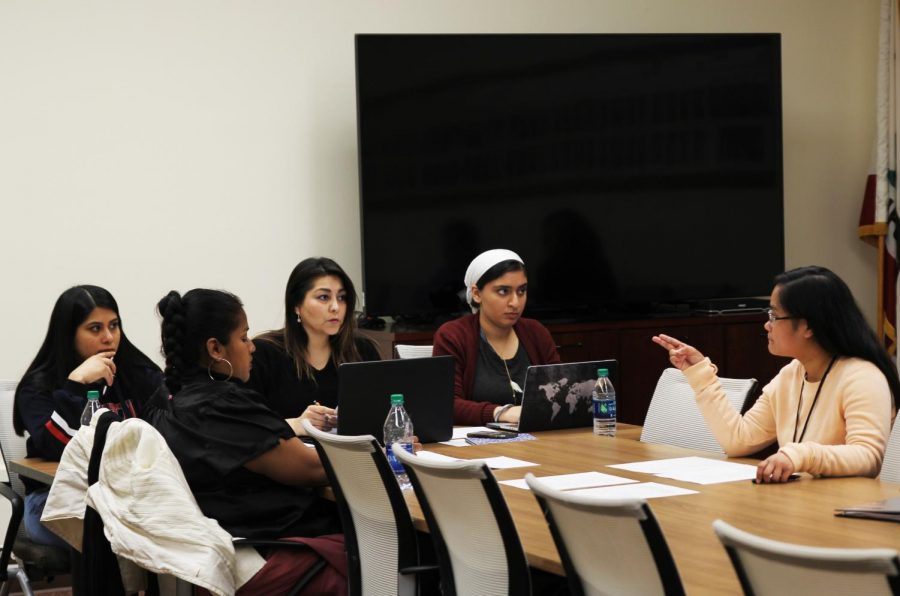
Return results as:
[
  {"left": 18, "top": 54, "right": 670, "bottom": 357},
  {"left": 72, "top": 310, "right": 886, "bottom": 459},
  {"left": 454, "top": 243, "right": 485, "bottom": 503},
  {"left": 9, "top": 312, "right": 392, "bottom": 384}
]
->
[
  {"left": 80, "top": 389, "right": 102, "bottom": 427},
  {"left": 383, "top": 393, "right": 414, "bottom": 489},
  {"left": 592, "top": 368, "right": 616, "bottom": 436}
]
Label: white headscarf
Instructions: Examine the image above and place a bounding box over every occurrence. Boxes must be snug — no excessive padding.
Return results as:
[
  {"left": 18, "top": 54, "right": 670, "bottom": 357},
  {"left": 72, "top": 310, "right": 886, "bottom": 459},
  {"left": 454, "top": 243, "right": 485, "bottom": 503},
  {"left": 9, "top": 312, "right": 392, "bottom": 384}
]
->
[{"left": 464, "top": 249, "right": 524, "bottom": 313}]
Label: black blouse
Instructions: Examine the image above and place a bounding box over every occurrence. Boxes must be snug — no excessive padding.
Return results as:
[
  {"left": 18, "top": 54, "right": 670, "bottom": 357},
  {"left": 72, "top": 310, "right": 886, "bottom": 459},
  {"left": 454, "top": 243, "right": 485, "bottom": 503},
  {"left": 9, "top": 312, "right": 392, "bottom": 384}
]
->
[
  {"left": 246, "top": 335, "right": 381, "bottom": 418},
  {"left": 151, "top": 375, "right": 340, "bottom": 540},
  {"left": 470, "top": 336, "right": 531, "bottom": 406}
]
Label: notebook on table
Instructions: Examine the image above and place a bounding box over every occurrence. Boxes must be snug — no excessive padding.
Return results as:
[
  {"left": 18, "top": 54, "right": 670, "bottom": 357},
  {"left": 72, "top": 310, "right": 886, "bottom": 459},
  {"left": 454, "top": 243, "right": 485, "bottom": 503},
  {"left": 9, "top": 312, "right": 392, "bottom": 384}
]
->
[
  {"left": 336, "top": 355, "right": 455, "bottom": 444},
  {"left": 494, "top": 359, "right": 618, "bottom": 433},
  {"left": 834, "top": 497, "right": 900, "bottom": 523}
]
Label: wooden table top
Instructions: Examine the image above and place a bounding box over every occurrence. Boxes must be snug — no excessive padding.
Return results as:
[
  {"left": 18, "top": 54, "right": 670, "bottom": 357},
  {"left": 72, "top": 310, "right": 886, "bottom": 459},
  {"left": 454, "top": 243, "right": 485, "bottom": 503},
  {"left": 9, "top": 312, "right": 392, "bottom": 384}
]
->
[
  {"left": 413, "top": 424, "right": 900, "bottom": 596},
  {"left": 13, "top": 425, "right": 900, "bottom": 595},
  {"left": 9, "top": 457, "right": 58, "bottom": 486}
]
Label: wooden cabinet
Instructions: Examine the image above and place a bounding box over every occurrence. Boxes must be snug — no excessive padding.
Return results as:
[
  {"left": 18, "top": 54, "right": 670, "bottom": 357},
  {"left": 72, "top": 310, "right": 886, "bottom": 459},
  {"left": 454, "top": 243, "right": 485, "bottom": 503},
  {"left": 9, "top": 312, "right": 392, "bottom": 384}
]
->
[{"left": 364, "top": 313, "right": 787, "bottom": 425}]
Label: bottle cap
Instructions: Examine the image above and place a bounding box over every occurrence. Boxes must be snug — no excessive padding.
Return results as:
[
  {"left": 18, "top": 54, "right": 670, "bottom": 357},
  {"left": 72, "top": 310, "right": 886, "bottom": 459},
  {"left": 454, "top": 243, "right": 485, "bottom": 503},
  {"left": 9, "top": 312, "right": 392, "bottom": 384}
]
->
[
  {"left": 597, "top": 368, "right": 609, "bottom": 377},
  {"left": 390, "top": 393, "right": 405, "bottom": 405},
  {"left": 87, "top": 390, "right": 100, "bottom": 400}
]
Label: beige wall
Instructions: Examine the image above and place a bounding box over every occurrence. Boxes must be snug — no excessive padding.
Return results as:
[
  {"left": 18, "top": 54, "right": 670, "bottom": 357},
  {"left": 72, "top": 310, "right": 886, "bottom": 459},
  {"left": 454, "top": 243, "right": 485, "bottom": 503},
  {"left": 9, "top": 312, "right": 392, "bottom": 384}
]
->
[{"left": 0, "top": 0, "right": 880, "bottom": 379}]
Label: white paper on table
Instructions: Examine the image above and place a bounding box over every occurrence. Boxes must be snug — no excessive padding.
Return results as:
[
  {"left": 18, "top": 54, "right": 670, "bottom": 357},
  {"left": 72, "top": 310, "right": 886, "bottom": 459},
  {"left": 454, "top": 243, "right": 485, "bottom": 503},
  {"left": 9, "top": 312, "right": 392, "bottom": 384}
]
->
[
  {"left": 482, "top": 456, "right": 539, "bottom": 470},
  {"left": 654, "top": 465, "right": 757, "bottom": 485},
  {"left": 570, "top": 482, "right": 698, "bottom": 499},
  {"left": 415, "top": 451, "right": 462, "bottom": 464},
  {"left": 500, "top": 471, "right": 638, "bottom": 491},
  {"left": 608, "top": 456, "right": 756, "bottom": 484},
  {"left": 451, "top": 426, "right": 491, "bottom": 439},
  {"left": 438, "top": 438, "right": 471, "bottom": 447},
  {"left": 408, "top": 452, "right": 537, "bottom": 469},
  {"left": 608, "top": 456, "right": 715, "bottom": 474}
]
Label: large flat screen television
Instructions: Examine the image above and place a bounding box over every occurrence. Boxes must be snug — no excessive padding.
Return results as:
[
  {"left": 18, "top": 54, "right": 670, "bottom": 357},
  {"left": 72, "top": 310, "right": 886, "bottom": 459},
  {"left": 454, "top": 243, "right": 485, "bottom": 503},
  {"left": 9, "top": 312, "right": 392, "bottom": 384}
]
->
[{"left": 355, "top": 33, "right": 784, "bottom": 320}]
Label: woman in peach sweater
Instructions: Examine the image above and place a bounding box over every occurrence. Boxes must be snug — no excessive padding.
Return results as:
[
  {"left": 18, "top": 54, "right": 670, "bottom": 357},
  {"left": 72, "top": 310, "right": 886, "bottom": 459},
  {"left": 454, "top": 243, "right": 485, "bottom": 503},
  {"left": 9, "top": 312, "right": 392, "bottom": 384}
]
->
[{"left": 653, "top": 266, "right": 898, "bottom": 483}]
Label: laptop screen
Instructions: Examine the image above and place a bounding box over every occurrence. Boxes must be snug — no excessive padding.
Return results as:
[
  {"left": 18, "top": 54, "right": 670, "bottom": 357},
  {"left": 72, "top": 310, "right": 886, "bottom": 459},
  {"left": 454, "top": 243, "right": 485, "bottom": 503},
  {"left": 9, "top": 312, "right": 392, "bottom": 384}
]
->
[
  {"left": 336, "top": 356, "right": 455, "bottom": 443},
  {"left": 517, "top": 359, "right": 618, "bottom": 433}
]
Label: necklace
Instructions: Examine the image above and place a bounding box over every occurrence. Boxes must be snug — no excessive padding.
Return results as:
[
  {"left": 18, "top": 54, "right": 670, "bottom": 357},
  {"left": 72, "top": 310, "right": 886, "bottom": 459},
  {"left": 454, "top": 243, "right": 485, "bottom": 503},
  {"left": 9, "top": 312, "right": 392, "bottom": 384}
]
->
[
  {"left": 500, "top": 356, "right": 523, "bottom": 404},
  {"left": 480, "top": 329, "right": 522, "bottom": 404},
  {"left": 792, "top": 356, "right": 837, "bottom": 443}
]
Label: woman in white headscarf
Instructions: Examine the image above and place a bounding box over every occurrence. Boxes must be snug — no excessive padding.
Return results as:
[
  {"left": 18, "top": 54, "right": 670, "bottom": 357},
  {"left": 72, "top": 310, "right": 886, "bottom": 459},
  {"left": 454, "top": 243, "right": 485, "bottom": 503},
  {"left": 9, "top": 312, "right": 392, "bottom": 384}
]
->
[{"left": 433, "top": 249, "right": 560, "bottom": 425}]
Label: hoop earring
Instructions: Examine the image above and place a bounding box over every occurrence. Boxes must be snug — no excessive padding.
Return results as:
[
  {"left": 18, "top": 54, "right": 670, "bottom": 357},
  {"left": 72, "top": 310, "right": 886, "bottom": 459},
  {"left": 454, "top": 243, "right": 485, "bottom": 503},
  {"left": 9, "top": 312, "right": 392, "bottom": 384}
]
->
[{"left": 207, "top": 358, "right": 233, "bottom": 382}]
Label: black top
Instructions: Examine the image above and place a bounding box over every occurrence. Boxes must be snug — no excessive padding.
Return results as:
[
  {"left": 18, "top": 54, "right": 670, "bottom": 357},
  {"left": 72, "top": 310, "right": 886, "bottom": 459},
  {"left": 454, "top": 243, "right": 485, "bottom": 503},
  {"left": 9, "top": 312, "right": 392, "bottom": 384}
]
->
[
  {"left": 150, "top": 374, "right": 340, "bottom": 540},
  {"left": 246, "top": 335, "right": 381, "bottom": 417},
  {"left": 15, "top": 364, "right": 164, "bottom": 493},
  {"left": 470, "top": 336, "right": 531, "bottom": 406}
]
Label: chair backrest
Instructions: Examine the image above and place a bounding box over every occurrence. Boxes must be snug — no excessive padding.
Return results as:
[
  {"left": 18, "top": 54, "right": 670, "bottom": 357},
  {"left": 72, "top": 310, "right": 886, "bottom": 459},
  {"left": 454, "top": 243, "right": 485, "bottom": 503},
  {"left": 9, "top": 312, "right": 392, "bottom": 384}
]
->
[
  {"left": 713, "top": 519, "right": 900, "bottom": 596},
  {"left": 0, "top": 484, "right": 24, "bottom": 581},
  {"left": 525, "top": 473, "right": 684, "bottom": 596},
  {"left": 393, "top": 445, "right": 529, "bottom": 596},
  {"left": 394, "top": 344, "right": 434, "bottom": 360},
  {"left": 0, "top": 379, "right": 71, "bottom": 581},
  {"left": 640, "top": 368, "right": 757, "bottom": 454},
  {"left": 303, "top": 420, "right": 419, "bottom": 596},
  {"left": 0, "top": 380, "right": 27, "bottom": 543},
  {"left": 879, "top": 418, "right": 900, "bottom": 484},
  {"left": 0, "top": 381, "right": 22, "bottom": 489}
]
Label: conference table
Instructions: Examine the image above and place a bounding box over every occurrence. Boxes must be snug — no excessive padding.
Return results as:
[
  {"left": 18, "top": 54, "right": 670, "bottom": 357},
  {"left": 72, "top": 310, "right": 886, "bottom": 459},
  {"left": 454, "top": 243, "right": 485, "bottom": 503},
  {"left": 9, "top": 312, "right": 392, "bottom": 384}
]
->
[
  {"left": 411, "top": 424, "right": 900, "bottom": 595},
  {"left": 12, "top": 425, "right": 900, "bottom": 595}
]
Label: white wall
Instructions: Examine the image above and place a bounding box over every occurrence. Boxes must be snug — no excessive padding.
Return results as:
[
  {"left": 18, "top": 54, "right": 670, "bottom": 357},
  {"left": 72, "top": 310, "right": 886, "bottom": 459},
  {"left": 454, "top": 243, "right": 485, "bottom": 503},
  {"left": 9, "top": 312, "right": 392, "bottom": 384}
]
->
[{"left": 0, "top": 0, "right": 880, "bottom": 379}]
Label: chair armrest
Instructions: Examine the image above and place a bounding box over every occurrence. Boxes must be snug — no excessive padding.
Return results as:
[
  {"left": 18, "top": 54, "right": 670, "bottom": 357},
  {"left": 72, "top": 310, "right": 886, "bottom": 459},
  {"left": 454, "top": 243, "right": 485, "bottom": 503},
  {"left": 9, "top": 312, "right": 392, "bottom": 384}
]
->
[
  {"left": 399, "top": 563, "right": 440, "bottom": 576},
  {"left": 232, "top": 538, "right": 315, "bottom": 551}
]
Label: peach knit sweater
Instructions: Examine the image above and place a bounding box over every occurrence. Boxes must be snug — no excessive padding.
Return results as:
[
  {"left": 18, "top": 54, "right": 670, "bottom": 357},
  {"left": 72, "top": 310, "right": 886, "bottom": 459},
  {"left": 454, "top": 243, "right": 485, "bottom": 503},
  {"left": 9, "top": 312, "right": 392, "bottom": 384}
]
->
[{"left": 683, "top": 357, "right": 894, "bottom": 477}]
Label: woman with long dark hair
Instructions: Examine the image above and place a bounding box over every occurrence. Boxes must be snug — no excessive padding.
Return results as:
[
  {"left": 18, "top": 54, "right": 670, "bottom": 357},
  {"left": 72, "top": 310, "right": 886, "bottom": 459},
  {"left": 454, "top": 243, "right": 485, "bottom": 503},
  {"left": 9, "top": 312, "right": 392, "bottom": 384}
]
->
[
  {"left": 433, "top": 249, "right": 560, "bottom": 425},
  {"left": 248, "top": 257, "right": 379, "bottom": 431},
  {"left": 14, "top": 285, "right": 162, "bottom": 546},
  {"left": 152, "top": 288, "right": 346, "bottom": 594},
  {"left": 653, "top": 266, "right": 898, "bottom": 482}
]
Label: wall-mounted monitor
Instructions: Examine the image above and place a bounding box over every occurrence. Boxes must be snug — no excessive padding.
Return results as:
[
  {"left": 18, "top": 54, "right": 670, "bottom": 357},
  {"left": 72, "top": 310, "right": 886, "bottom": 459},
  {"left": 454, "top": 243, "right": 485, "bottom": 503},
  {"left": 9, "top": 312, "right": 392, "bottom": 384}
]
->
[{"left": 355, "top": 33, "right": 784, "bottom": 320}]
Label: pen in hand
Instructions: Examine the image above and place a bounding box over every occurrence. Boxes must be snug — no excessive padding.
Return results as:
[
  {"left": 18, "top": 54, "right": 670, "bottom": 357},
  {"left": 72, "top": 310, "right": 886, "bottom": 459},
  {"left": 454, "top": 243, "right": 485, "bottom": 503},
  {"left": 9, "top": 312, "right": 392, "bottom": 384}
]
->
[
  {"left": 102, "top": 354, "right": 115, "bottom": 397},
  {"left": 313, "top": 401, "right": 337, "bottom": 426}
]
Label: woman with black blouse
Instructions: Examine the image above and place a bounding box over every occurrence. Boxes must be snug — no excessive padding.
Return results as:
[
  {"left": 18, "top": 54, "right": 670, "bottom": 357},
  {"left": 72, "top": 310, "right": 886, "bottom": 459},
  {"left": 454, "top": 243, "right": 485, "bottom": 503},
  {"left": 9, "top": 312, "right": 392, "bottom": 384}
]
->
[
  {"left": 153, "top": 288, "right": 346, "bottom": 594},
  {"left": 247, "top": 257, "right": 379, "bottom": 433}
]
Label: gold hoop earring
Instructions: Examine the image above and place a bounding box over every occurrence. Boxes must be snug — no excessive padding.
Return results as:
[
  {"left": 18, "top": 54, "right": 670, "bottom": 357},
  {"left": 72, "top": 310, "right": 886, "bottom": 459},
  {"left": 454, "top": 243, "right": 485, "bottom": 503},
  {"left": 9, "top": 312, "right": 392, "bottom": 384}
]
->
[{"left": 207, "top": 358, "right": 233, "bottom": 382}]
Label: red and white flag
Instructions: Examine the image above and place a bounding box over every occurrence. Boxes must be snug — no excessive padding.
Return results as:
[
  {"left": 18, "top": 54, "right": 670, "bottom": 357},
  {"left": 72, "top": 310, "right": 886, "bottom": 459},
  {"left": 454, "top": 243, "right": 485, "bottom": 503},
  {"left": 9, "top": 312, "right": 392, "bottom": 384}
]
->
[{"left": 859, "top": 0, "right": 900, "bottom": 358}]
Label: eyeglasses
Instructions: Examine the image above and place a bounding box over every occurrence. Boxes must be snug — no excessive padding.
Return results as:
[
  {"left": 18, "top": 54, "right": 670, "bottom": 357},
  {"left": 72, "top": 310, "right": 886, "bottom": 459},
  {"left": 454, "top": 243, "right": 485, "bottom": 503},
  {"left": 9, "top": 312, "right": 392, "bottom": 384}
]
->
[{"left": 766, "top": 308, "right": 794, "bottom": 323}]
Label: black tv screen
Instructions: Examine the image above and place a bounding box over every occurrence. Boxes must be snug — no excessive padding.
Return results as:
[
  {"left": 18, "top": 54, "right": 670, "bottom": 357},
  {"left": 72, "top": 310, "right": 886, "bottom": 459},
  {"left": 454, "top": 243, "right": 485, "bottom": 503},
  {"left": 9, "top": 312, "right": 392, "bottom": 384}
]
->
[{"left": 355, "top": 34, "right": 784, "bottom": 319}]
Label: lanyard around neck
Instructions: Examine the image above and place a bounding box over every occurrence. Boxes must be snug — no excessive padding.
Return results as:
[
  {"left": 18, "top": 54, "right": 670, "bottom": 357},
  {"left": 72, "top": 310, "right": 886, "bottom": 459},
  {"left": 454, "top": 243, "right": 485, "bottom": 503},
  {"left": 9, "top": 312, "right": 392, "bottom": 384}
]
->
[{"left": 792, "top": 356, "right": 837, "bottom": 444}]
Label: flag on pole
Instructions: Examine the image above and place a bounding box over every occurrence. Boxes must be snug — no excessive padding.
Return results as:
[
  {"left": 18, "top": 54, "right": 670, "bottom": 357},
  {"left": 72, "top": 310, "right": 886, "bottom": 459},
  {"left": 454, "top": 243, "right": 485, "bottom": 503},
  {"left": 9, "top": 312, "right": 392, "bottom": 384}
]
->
[{"left": 859, "top": 0, "right": 900, "bottom": 358}]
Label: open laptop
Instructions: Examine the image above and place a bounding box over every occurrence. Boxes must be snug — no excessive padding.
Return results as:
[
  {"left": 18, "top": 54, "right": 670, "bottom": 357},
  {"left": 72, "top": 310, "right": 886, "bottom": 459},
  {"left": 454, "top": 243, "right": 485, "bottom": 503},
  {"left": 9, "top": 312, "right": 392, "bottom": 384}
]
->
[
  {"left": 336, "top": 356, "right": 455, "bottom": 444},
  {"left": 495, "top": 359, "right": 618, "bottom": 433}
]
